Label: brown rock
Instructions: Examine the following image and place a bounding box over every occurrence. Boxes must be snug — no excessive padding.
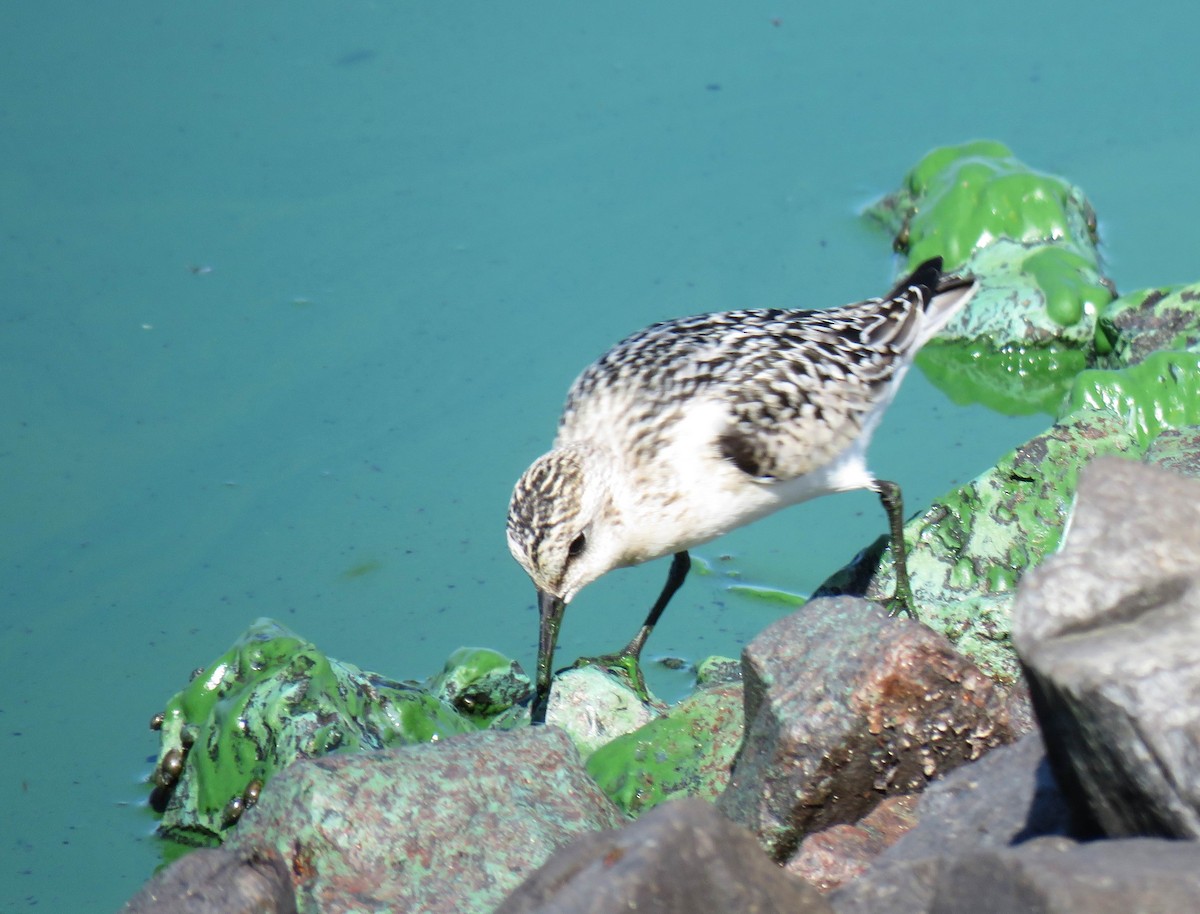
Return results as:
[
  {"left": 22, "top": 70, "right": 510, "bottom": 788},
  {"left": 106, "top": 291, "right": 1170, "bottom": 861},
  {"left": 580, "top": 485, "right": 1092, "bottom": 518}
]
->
[
  {"left": 120, "top": 847, "right": 296, "bottom": 914},
  {"left": 719, "top": 596, "right": 1019, "bottom": 859},
  {"left": 227, "top": 726, "right": 625, "bottom": 914},
  {"left": 786, "top": 795, "right": 919, "bottom": 892}
]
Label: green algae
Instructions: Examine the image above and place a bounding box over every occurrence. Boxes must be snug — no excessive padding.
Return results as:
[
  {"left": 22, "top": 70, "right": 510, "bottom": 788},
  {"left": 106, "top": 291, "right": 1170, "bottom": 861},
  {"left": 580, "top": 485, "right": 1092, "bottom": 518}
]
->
[
  {"left": 148, "top": 619, "right": 527, "bottom": 845},
  {"left": 868, "top": 139, "right": 1099, "bottom": 274},
  {"left": 1063, "top": 351, "right": 1200, "bottom": 447},
  {"left": 427, "top": 647, "right": 533, "bottom": 722},
  {"left": 917, "top": 339, "right": 1087, "bottom": 416},
  {"left": 724, "top": 583, "right": 806, "bottom": 607},
  {"left": 1022, "top": 246, "right": 1113, "bottom": 329},
  {"left": 585, "top": 678, "right": 744, "bottom": 818},
  {"left": 865, "top": 142, "right": 1113, "bottom": 414}
]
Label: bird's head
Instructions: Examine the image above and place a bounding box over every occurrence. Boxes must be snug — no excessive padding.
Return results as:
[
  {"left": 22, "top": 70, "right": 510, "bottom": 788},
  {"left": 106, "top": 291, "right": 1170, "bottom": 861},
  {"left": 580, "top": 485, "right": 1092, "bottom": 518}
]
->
[{"left": 507, "top": 443, "right": 625, "bottom": 717}]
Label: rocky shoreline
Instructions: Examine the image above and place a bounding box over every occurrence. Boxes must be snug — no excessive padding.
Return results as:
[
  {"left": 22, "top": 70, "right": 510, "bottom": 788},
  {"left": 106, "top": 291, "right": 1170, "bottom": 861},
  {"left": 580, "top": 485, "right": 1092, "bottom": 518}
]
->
[{"left": 123, "top": 459, "right": 1200, "bottom": 913}]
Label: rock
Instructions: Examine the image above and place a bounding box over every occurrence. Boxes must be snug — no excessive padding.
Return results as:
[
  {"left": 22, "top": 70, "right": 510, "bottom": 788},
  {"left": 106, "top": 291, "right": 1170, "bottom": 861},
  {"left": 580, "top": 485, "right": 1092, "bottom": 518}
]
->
[
  {"left": 926, "top": 838, "right": 1200, "bottom": 914},
  {"left": 786, "top": 795, "right": 920, "bottom": 892},
  {"left": 828, "top": 733, "right": 1074, "bottom": 914},
  {"left": 865, "top": 139, "right": 1111, "bottom": 349},
  {"left": 1095, "top": 281, "right": 1200, "bottom": 367},
  {"left": 718, "top": 597, "right": 1020, "bottom": 860},
  {"left": 494, "top": 798, "right": 833, "bottom": 914},
  {"left": 147, "top": 619, "right": 488, "bottom": 843},
  {"left": 1143, "top": 425, "right": 1200, "bottom": 478},
  {"left": 875, "top": 731, "right": 1072, "bottom": 865},
  {"left": 426, "top": 646, "right": 533, "bottom": 718},
  {"left": 1063, "top": 351, "right": 1200, "bottom": 450},
  {"left": 226, "top": 726, "right": 626, "bottom": 914},
  {"left": 544, "top": 665, "right": 662, "bottom": 756},
  {"left": 585, "top": 678, "right": 744, "bottom": 818},
  {"left": 120, "top": 847, "right": 296, "bottom": 914},
  {"left": 1013, "top": 457, "right": 1200, "bottom": 838}
]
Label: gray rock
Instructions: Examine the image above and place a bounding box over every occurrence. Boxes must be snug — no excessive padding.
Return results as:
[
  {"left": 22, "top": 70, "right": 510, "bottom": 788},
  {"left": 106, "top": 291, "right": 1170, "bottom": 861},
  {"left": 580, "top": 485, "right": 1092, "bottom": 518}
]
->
[
  {"left": 495, "top": 798, "right": 833, "bottom": 914},
  {"left": 719, "top": 597, "right": 1021, "bottom": 860},
  {"left": 1013, "top": 457, "right": 1200, "bottom": 838},
  {"left": 929, "top": 837, "right": 1200, "bottom": 914},
  {"left": 120, "top": 847, "right": 296, "bottom": 914},
  {"left": 226, "top": 726, "right": 626, "bottom": 914},
  {"left": 544, "top": 665, "right": 661, "bottom": 755}
]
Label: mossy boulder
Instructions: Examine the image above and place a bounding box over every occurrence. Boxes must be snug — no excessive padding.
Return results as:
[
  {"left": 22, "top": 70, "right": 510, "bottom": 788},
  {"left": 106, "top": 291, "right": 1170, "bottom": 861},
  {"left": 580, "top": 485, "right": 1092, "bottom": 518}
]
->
[
  {"left": 147, "top": 619, "right": 529, "bottom": 845},
  {"left": 867, "top": 141, "right": 1115, "bottom": 413},
  {"left": 842, "top": 351, "right": 1200, "bottom": 681}
]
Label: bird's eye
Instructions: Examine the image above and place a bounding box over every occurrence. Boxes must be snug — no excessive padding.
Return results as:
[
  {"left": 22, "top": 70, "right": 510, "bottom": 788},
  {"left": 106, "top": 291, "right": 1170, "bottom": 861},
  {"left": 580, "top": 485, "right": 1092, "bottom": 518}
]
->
[{"left": 567, "top": 533, "right": 587, "bottom": 558}]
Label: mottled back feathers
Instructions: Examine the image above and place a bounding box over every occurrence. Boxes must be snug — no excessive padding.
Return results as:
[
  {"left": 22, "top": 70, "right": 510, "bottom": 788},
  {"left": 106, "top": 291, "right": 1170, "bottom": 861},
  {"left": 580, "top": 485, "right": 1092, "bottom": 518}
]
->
[{"left": 557, "top": 258, "right": 972, "bottom": 481}]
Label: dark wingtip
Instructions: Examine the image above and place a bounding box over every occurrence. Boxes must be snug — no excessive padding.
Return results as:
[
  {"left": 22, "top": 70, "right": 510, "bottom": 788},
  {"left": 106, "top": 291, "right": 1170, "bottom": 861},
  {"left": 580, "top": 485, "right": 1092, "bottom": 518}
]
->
[
  {"left": 885, "top": 257, "right": 942, "bottom": 302},
  {"left": 888, "top": 256, "right": 974, "bottom": 301}
]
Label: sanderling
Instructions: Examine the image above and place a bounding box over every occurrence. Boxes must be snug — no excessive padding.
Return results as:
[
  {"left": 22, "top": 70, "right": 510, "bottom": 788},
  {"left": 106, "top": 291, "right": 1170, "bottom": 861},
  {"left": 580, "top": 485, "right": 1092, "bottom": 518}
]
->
[{"left": 508, "top": 257, "right": 977, "bottom": 720}]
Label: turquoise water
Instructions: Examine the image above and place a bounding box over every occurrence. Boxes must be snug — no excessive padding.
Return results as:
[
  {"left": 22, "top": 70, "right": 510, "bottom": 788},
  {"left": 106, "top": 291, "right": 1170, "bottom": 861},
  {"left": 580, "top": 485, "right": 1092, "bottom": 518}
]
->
[{"left": 3, "top": 2, "right": 1198, "bottom": 910}]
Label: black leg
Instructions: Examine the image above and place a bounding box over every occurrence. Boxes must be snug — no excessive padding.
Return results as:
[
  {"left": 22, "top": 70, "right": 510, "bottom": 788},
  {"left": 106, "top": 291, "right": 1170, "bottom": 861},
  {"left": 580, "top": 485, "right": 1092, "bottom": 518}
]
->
[
  {"left": 566, "top": 550, "right": 691, "bottom": 703},
  {"left": 874, "top": 480, "right": 917, "bottom": 619},
  {"left": 619, "top": 550, "right": 691, "bottom": 659}
]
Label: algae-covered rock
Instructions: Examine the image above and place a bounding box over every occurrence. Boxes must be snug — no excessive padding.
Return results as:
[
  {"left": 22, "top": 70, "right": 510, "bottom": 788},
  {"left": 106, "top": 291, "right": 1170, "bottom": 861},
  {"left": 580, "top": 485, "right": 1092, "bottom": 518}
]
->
[
  {"left": 1095, "top": 282, "right": 1200, "bottom": 368},
  {"left": 227, "top": 727, "right": 626, "bottom": 914},
  {"left": 1064, "top": 351, "right": 1200, "bottom": 447},
  {"left": 837, "top": 351, "right": 1200, "bottom": 681},
  {"left": 944, "top": 239, "right": 1111, "bottom": 349},
  {"left": 585, "top": 672, "right": 744, "bottom": 818},
  {"left": 868, "top": 139, "right": 1100, "bottom": 277},
  {"left": 427, "top": 647, "right": 533, "bottom": 722},
  {"left": 147, "top": 619, "right": 528, "bottom": 845},
  {"left": 867, "top": 141, "right": 1115, "bottom": 412}
]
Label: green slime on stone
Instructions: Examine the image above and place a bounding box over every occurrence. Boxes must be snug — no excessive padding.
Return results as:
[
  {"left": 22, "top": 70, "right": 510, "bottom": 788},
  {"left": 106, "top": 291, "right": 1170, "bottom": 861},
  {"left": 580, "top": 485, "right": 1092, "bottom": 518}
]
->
[
  {"left": 1094, "top": 282, "right": 1200, "bottom": 366},
  {"left": 585, "top": 677, "right": 744, "bottom": 818},
  {"left": 426, "top": 647, "right": 534, "bottom": 722},
  {"left": 867, "top": 139, "right": 1100, "bottom": 274},
  {"left": 865, "top": 140, "right": 1113, "bottom": 412},
  {"left": 151, "top": 619, "right": 527, "bottom": 845},
  {"left": 857, "top": 351, "right": 1200, "bottom": 680},
  {"left": 1063, "top": 351, "right": 1200, "bottom": 447},
  {"left": 917, "top": 339, "right": 1088, "bottom": 417}
]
